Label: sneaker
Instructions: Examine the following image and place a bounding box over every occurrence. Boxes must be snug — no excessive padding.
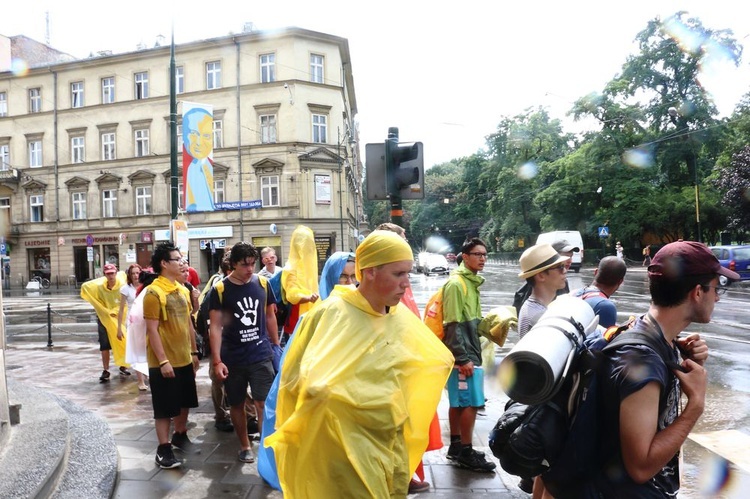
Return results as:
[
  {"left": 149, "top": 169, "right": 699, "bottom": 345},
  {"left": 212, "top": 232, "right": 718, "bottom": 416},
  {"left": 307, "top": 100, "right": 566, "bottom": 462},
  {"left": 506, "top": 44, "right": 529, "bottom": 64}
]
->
[
  {"left": 455, "top": 448, "right": 496, "bottom": 472},
  {"left": 155, "top": 445, "right": 182, "bottom": 469},
  {"left": 518, "top": 477, "right": 534, "bottom": 493},
  {"left": 119, "top": 366, "right": 132, "bottom": 376},
  {"left": 238, "top": 449, "right": 255, "bottom": 463},
  {"left": 446, "top": 441, "right": 462, "bottom": 460},
  {"left": 171, "top": 432, "right": 196, "bottom": 453},
  {"left": 214, "top": 419, "right": 234, "bottom": 432},
  {"left": 408, "top": 479, "right": 430, "bottom": 493},
  {"left": 99, "top": 370, "right": 110, "bottom": 382}
]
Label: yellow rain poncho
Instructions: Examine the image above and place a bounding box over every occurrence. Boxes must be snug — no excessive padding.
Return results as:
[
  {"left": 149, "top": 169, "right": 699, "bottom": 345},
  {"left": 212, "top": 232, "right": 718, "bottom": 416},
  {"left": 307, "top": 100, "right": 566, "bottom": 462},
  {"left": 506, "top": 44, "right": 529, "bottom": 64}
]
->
[
  {"left": 281, "top": 225, "right": 320, "bottom": 327},
  {"left": 267, "top": 232, "right": 454, "bottom": 498},
  {"left": 80, "top": 272, "right": 128, "bottom": 366}
]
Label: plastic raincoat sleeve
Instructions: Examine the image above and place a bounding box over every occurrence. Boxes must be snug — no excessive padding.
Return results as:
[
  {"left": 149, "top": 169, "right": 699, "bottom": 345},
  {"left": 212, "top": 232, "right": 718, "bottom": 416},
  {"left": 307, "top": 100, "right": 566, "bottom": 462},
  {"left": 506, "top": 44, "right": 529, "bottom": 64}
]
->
[
  {"left": 266, "top": 291, "right": 454, "bottom": 498},
  {"left": 80, "top": 273, "right": 128, "bottom": 367}
]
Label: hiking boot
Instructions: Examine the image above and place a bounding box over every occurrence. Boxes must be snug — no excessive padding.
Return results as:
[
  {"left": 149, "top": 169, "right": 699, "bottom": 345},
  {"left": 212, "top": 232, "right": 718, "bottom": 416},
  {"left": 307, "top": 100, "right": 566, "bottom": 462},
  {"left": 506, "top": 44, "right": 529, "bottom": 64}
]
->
[
  {"left": 446, "top": 441, "right": 462, "bottom": 460},
  {"left": 119, "top": 366, "right": 132, "bottom": 376},
  {"left": 171, "top": 432, "right": 196, "bottom": 453},
  {"left": 155, "top": 444, "right": 181, "bottom": 469},
  {"left": 99, "top": 370, "right": 110, "bottom": 382},
  {"left": 455, "top": 448, "right": 496, "bottom": 472},
  {"left": 518, "top": 477, "right": 534, "bottom": 493},
  {"left": 408, "top": 479, "right": 430, "bottom": 493},
  {"left": 214, "top": 419, "right": 234, "bottom": 432},
  {"left": 238, "top": 449, "right": 255, "bottom": 463}
]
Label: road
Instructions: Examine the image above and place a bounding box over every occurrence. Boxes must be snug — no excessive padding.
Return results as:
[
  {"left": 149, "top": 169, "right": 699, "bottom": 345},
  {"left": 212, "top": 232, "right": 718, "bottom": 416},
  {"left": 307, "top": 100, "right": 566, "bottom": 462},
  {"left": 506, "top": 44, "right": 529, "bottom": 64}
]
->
[{"left": 3, "top": 262, "right": 750, "bottom": 494}]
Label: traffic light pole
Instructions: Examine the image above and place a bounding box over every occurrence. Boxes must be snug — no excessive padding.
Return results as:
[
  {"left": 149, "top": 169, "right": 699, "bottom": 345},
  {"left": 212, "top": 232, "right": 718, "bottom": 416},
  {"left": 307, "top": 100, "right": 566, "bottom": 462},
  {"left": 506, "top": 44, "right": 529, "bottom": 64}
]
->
[{"left": 385, "top": 127, "right": 404, "bottom": 227}]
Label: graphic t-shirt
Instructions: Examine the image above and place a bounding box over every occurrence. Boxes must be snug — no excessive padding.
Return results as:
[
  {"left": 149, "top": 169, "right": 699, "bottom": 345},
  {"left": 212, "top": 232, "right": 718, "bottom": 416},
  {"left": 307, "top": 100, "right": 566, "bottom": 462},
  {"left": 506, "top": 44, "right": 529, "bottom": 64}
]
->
[{"left": 209, "top": 275, "right": 276, "bottom": 366}]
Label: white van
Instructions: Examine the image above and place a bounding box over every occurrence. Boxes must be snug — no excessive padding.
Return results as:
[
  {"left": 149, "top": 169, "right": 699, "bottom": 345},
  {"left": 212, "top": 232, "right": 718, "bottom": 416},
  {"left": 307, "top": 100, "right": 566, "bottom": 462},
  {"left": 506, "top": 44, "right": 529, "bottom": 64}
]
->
[{"left": 536, "top": 230, "right": 584, "bottom": 273}]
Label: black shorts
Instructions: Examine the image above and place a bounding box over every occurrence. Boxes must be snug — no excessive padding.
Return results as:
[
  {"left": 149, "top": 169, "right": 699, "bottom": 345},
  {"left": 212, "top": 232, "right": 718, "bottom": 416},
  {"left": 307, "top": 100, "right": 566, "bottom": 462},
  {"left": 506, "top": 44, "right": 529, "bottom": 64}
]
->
[
  {"left": 149, "top": 364, "right": 199, "bottom": 419},
  {"left": 224, "top": 359, "right": 275, "bottom": 406},
  {"left": 97, "top": 319, "right": 111, "bottom": 351}
]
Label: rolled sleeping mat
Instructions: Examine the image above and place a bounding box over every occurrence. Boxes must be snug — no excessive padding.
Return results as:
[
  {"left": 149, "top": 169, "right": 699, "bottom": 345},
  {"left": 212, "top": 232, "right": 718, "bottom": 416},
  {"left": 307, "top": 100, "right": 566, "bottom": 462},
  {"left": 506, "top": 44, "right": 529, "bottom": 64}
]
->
[{"left": 499, "top": 296, "right": 599, "bottom": 405}]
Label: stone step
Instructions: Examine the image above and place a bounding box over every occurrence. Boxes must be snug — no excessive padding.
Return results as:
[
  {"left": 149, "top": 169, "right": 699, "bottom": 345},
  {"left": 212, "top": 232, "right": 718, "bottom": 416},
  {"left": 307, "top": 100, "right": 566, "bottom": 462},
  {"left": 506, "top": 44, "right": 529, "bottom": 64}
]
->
[{"left": 0, "top": 379, "right": 117, "bottom": 499}]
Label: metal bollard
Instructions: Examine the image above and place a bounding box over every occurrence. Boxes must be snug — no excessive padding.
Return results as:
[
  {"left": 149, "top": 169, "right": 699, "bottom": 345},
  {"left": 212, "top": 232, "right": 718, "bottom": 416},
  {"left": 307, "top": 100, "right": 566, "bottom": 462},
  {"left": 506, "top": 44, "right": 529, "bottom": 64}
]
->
[{"left": 47, "top": 303, "right": 53, "bottom": 348}]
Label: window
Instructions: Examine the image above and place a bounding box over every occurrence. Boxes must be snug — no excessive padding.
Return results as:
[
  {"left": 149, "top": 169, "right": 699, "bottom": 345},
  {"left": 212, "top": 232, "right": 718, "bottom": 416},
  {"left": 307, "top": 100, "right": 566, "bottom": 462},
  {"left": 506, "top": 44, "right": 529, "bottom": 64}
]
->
[
  {"left": 0, "top": 144, "right": 9, "bottom": 171},
  {"left": 29, "top": 88, "right": 41, "bottom": 113},
  {"left": 312, "top": 114, "right": 327, "bottom": 143},
  {"left": 206, "top": 61, "right": 221, "bottom": 89},
  {"left": 176, "top": 66, "right": 184, "bottom": 94},
  {"left": 214, "top": 179, "right": 225, "bottom": 203},
  {"left": 29, "top": 140, "right": 42, "bottom": 167},
  {"left": 260, "top": 114, "right": 277, "bottom": 143},
  {"left": 177, "top": 124, "right": 183, "bottom": 151},
  {"left": 134, "top": 72, "right": 149, "bottom": 99},
  {"left": 102, "top": 77, "right": 115, "bottom": 104},
  {"left": 102, "top": 189, "right": 117, "bottom": 218},
  {"left": 101, "top": 132, "right": 116, "bottom": 160},
  {"left": 260, "top": 54, "right": 276, "bottom": 83},
  {"left": 310, "top": 54, "right": 324, "bottom": 83},
  {"left": 30, "top": 194, "right": 44, "bottom": 222},
  {"left": 72, "top": 192, "right": 87, "bottom": 220},
  {"left": 71, "top": 81, "right": 84, "bottom": 108},
  {"left": 134, "top": 129, "right": 149, "bottom": 157},
  {"left": 213, "top": 120, "right": 223, "bottom": 148},
  {"left": 261, "top": 175, "right": 279, "bottom": 207},
  {"left": 71, "top": 136, "right": 85, "bottom": 163},
  {"left": 135, "top": 186, "right": 152, "bottom": 215},
  {"left": 0, "top": 91, "right": 7, "bottom": 117}
]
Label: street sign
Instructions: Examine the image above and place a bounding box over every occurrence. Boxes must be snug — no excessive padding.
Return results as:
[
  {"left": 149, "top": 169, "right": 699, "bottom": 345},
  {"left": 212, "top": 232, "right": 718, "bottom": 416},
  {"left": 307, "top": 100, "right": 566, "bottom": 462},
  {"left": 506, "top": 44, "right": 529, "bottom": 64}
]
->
[
  {"left": 86, "top": 234, "right": 94, "bottom": 246},
  {"left": 86, "top": 247, "right": 94, "bottom": 262},
  {"left": 0, "top": 243, "right": 5, "bottom": 255},
  {"left": 598, "top": 226, "right": 610, "bottom": 238}
]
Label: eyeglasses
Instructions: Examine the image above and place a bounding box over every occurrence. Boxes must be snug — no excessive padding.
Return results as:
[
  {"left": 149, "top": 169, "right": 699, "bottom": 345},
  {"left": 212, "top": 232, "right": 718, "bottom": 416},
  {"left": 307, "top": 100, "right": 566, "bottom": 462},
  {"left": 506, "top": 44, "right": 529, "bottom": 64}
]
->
[
  {"left": 468, "top": 252, "right": 488, "bottom": 259},
  {"left": 704, "top": 285, "right": 727, "bottom": 296},
  {"left": 167, "top": 258, "right": 182, "bottom": 262},
  {"left": 547, "top": 263, "right": 567, "bottom": 273},
  {"left": 339, "top": 273, "right": 357, "bottom": 283}
]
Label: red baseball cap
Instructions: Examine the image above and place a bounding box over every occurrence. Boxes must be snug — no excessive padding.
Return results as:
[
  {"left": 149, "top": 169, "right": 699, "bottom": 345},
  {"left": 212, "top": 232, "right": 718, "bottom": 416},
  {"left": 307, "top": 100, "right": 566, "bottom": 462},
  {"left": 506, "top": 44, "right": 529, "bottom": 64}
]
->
[
  {"left": 648, "top": 241, "right": 740, "bottom": 281},
  {"left": 103, "top": 263, "right": 118, "bottom": 274}
]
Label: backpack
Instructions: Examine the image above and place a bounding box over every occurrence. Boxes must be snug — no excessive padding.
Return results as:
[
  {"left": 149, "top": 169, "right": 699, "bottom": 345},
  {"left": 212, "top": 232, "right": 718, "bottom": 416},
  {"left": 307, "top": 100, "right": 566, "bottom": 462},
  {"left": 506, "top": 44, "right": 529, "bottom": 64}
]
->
[
  {"left": 489, "top": 318, "right": 683, "bottom": 498},
  {"left": 423, "top": 274, "right": 468, "bottom": 340},
  {"left": 267, "top": 270, "right": 292, "bottom": 331}
]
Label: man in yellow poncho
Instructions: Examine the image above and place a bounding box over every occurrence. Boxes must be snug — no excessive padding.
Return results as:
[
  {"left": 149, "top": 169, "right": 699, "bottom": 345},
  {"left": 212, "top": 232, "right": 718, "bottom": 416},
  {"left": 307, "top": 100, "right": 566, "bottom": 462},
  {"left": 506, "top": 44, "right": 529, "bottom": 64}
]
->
[
  {"left": 267, "top": 230, "right": 454, "bottom": 498},
  {"left": 80, "top": 263, "right": 128, "bottom": 382}
]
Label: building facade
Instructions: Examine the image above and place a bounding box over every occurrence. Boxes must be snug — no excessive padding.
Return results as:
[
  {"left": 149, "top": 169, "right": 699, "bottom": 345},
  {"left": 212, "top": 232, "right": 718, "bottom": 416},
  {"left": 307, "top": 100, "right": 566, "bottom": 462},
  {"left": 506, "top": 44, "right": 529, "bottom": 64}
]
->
[{"left": 0, "top": 27, "right": 364, "bottom": 287}]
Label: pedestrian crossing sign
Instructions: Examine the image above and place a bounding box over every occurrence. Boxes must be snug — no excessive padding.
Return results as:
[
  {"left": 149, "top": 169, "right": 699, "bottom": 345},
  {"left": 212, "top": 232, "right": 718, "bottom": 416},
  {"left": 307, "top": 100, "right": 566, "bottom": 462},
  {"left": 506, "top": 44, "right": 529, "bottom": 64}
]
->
[{"left": 598, "top": 226, "right": 609, "bottom": 238}]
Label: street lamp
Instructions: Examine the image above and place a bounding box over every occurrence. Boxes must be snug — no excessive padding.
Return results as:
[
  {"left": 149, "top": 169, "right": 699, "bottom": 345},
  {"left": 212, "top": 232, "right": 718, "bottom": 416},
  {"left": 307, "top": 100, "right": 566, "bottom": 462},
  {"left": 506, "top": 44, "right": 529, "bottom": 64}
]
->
[{"left": 667, "top": 107, "right": 701, "bottom": 242}]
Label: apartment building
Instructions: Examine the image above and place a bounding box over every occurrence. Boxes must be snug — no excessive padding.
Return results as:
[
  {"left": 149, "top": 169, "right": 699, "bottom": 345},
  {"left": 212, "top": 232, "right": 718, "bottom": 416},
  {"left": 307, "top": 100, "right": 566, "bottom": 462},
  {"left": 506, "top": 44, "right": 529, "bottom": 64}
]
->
[{"left": 0, "top": 27, "right": 363, "bottom": 286}]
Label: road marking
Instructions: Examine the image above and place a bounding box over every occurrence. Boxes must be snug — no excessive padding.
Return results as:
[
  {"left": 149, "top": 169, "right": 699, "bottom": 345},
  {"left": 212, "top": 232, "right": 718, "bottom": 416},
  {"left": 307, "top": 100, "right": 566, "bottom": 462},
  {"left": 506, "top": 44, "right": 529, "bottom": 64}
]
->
[{"left": 690, "top": 430, "right": 750, "bottom": 472}]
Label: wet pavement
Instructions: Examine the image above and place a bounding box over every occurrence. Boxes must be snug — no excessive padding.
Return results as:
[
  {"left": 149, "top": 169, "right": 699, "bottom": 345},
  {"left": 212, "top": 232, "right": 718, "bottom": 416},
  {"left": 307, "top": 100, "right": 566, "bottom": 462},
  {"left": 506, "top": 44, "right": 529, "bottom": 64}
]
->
[{"left": 4, "top": 334, "right": 526, "bottom": 498}]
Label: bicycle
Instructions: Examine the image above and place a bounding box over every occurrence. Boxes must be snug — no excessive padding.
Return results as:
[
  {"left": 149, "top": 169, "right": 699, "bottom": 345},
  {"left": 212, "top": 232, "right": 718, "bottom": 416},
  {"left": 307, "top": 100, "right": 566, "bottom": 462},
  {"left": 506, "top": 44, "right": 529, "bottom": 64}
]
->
[{"left": 31, "top": 275, "right": 51, "bottom": 289}]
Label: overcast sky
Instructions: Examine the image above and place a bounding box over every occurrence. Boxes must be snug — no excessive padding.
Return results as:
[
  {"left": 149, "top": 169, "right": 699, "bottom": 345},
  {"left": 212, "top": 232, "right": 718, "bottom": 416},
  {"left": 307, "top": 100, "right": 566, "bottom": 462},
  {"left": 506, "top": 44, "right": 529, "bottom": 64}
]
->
[{"left": 3, "top": 1, "right": 749, "bottom": 168}]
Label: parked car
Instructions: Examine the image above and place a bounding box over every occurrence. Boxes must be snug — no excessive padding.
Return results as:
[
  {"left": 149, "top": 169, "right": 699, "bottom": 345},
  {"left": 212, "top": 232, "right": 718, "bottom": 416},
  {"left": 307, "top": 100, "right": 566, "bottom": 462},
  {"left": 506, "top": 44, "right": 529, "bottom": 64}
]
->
[
  {"left": 709, "top": 245, "right": 750, "bottom": 285},
  {"left": 423, "top": 254, "right": 450, "bottom": 275}
]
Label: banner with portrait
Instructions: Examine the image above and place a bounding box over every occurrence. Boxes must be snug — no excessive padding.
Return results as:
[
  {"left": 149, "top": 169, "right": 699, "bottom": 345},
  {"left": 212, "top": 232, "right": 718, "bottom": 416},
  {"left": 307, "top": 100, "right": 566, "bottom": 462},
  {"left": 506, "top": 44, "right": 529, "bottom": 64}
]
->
[{"left": 182, "top": 101, "right": 215, "bottom": 212}]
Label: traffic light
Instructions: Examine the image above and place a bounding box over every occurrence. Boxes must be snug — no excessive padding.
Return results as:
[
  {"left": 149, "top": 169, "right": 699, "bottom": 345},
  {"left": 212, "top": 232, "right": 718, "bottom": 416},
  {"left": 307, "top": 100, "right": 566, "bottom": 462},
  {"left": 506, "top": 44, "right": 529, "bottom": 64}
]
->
[{"left": 385, "top": 135, "right": 424, "bottom": 200}]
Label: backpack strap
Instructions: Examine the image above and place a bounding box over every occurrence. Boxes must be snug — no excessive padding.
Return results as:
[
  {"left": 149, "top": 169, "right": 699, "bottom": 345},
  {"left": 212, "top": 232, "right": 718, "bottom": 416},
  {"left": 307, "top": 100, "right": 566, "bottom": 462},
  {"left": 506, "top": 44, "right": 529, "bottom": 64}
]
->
[
  {"left": 580, "top": 290, "right": 607, "bottom": 301},
  {"left": 603, "top": 328, "right": 685, "bottom": 373}
]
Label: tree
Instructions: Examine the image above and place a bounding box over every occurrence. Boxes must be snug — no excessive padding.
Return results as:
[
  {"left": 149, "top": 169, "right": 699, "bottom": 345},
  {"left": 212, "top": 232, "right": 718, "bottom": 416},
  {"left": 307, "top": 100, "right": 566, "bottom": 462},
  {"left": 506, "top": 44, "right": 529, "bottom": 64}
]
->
[{"left": 714, "top": 146, "right": 750, "bottom": 236}]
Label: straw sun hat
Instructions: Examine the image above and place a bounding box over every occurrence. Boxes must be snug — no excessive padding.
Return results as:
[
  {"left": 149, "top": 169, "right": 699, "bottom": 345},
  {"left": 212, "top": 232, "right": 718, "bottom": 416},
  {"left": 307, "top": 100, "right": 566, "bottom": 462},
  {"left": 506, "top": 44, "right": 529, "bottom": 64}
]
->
[{"left": 518, "top": 243, "right": 571, "bottom": 279}]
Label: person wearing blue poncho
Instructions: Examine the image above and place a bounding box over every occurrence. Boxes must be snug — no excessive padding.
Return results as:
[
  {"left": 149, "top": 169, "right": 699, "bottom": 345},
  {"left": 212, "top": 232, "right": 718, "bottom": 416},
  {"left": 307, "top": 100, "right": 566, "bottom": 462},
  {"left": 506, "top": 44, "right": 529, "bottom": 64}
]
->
[{"left": 318, "top": 251, "right": 357, "bottom": 299}]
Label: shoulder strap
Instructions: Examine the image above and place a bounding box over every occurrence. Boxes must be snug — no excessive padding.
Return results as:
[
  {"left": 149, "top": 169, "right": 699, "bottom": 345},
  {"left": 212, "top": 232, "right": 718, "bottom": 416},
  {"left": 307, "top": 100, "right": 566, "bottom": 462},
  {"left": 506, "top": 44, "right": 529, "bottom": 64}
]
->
[
  {"left": 580, "top": 290, "right": 607, "bottom": 300},
  {"left": 215, "top": 279, "right": 225, "bottom": 305},
  {"left": 603, "top": 329, "right": 684, "bottom": 372}
]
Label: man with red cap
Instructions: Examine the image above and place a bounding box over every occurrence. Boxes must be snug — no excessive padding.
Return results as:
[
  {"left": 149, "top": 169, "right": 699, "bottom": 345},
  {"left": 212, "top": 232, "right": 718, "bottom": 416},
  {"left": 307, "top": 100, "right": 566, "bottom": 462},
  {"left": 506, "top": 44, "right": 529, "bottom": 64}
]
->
[{"left": 591, "top": 241, "right": 740, "bottom": 497}]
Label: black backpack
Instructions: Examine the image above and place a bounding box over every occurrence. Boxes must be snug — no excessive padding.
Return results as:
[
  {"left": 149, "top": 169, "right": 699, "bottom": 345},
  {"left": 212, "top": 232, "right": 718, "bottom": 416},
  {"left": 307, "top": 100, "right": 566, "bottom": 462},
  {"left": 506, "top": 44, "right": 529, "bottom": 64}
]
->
[{"left": 489, "top": 318, "right": 683, "bottom": 498}]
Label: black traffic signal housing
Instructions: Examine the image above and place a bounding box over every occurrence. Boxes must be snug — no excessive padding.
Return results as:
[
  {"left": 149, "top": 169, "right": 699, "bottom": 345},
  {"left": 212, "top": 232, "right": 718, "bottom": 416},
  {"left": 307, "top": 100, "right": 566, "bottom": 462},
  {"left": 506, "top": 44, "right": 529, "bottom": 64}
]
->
[{"left": 385, "top": 137, "right": 424, "bottom": 199}]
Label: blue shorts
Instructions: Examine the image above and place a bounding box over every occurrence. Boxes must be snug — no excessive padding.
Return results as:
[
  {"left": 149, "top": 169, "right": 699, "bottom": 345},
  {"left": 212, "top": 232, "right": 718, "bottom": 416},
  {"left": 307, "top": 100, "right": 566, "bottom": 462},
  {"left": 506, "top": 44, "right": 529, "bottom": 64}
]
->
[{"left": 446, "top": 366, "right": 484, "bottom": 408}]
